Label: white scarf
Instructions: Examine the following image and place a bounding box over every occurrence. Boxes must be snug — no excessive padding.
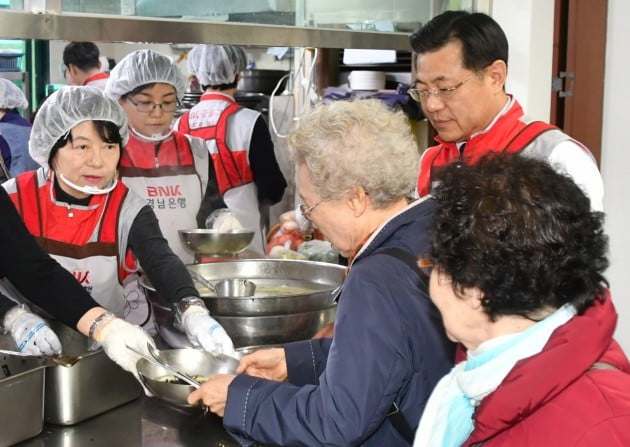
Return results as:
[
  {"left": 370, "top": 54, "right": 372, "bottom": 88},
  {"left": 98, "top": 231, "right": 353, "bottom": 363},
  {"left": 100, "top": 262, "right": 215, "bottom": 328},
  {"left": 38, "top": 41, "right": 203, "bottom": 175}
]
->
[{"left": 413, "top": 304, "right": 577, "bottom": 447}]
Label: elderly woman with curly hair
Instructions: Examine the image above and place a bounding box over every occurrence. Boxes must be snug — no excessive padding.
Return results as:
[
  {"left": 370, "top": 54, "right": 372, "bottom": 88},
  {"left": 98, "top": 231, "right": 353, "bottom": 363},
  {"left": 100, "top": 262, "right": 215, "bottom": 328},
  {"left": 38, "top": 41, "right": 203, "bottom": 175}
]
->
[
  {"left": 414, "top": 154, "right": 630, "bottom": 447},
  {"left": 188, "top": 99, "right": 455, "bottom": 446}
]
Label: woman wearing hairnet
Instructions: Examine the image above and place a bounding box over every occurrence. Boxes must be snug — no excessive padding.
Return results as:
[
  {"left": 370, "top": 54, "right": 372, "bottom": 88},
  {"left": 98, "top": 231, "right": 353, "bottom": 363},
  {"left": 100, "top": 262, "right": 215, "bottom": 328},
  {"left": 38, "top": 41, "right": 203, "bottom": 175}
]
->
[
  {"left": 176, "top": 45, "right": 287, "bottom": 255},
  {"left": 104, "top": 49, "right": 226, "bottom": 262},
  {"left": 1, "top": 86, "right": 235, "bottom": 357},
  {"left": 0, "top": 184, "right": 154, "bottom": 377},
  {"left": 0, "top": 78, "right": 38, "bottom": 180}
]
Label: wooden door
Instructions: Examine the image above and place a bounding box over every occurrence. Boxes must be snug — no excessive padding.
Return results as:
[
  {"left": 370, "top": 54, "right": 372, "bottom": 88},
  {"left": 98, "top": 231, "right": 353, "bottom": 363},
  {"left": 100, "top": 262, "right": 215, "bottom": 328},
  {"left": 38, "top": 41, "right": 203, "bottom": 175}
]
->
[{"left": 551, "top": 0, "right": 607, "bottom": 165}]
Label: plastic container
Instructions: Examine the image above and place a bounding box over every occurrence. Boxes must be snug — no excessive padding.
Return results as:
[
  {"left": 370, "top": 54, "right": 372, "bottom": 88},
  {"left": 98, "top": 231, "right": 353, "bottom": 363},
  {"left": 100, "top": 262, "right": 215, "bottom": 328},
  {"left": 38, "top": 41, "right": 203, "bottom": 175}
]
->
[{"left": 0, "top": 52, "right": 23, "bottom": 72}]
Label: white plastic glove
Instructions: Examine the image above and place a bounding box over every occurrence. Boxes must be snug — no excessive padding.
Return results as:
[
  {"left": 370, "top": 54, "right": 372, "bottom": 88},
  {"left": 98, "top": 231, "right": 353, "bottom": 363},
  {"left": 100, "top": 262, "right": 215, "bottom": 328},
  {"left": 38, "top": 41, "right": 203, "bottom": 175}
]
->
[
  {"left": 3, "top": 304, "right": 62, "bottom": 356},
  {"left": 94, "top": 317, "right": 156, "bottom": 382},
  {"left": 181, "top": 306, "right": 236, "bottom": 357}
]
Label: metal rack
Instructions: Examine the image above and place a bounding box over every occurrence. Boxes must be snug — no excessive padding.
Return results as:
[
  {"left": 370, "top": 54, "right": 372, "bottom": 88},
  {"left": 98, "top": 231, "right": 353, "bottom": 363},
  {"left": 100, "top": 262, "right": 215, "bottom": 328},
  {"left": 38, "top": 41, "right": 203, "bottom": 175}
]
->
[{"left": 0, "top": 9, "right": 409, "bottom": 50}]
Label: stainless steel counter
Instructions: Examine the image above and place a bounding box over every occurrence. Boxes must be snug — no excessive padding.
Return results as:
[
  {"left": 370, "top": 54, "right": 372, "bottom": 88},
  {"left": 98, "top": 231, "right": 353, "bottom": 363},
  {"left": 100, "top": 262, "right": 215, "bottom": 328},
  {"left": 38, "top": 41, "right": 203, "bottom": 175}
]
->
[{"left": 15, "top": 396, "right": 254, "bottom": 447}]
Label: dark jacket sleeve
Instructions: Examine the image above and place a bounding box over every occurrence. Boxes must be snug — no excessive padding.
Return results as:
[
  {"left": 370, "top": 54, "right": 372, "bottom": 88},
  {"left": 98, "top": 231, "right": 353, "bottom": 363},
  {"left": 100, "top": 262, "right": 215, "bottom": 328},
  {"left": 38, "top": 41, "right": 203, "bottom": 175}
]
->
[
  {"left": 197, "top": 153, "right": 227, "bottom": 228},
  {"left": 0, "top": 187, "right": 98, "bottom": 327},
  {"left": 222, "top": 259, "right": 418, "bottom": 446},
  {"left": 248, "top": 116, "right": 287, "bottom": 206},
  {"left": 128, "top": 205, "right": 199, "bottom": 304},
  {"left": 284, "top": 338, "right": 333, "bottom": 386}
]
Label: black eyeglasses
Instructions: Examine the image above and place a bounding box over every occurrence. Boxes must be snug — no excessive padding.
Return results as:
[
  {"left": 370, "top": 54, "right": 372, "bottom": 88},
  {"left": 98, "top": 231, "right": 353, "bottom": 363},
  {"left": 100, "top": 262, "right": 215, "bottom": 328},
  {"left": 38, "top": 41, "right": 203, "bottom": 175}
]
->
[{"left": 126, "top": 96, "right": 179, "bottom": 113}]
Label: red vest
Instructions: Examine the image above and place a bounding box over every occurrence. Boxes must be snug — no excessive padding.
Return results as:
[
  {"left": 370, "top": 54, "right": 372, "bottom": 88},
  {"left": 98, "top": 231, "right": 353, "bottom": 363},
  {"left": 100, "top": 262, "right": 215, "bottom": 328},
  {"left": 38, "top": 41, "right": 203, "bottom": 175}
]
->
[
  {"left": 178, "top": 93, "right": 254, "bottom": 195},
  {"left": 9, "top": 170, "right": 136, "bottom": 283},
  {"left": 417, "top": 101, "right": 556, "bottom": 197}
]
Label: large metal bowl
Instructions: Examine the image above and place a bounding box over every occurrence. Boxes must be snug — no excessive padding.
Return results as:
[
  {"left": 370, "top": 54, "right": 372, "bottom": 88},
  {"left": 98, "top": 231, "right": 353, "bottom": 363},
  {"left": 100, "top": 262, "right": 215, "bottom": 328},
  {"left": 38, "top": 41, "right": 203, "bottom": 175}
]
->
[
  {"left": 178, "top": 229, "right": 255, "bottom": 257},
  {"left": 141, "top": 259, "right": 344, "bottom": 316},
  {"left": 136, "top": 349, "right": 239, "bottom": 407},
  {"left": 150, "top": 299, "right": 336, "bottom": 349}
]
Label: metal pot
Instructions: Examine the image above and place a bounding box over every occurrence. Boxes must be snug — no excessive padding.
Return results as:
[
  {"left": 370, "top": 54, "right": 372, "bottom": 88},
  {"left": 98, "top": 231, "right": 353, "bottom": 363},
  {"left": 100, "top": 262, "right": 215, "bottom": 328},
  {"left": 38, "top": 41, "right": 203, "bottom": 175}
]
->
[
  {"left": 150, "top": 299, "right": 336, "bottom": 349},
  {"left": 141, "top": 259, "right": 344, "bottom": 316},
  {"left": 237, "top": 69, "right": 288, "bottom": 95}
]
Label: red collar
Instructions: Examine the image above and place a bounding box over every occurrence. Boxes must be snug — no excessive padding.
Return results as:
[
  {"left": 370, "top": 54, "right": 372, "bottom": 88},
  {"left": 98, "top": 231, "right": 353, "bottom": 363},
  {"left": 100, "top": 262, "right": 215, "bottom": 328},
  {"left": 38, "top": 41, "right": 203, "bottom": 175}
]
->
[{"left": 82, "top": 72, "right": 109, "bottom": 85}]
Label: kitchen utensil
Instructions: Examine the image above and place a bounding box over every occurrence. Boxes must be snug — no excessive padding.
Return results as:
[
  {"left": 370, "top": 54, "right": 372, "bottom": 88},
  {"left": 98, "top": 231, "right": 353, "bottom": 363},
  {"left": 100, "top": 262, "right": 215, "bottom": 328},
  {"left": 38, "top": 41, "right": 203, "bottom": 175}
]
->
[
  {"left": 43, "top": 321, "right": 140, "bottom": 425},
  {"left": 142, "top": 259, "right": 345, "bottom": 316},
  {"left": 135, "top": 348, "right": 239, "bottom": 407},
  {"left": 0, "top": 348, "right": 35, "bottom": 357},
  {"left": 151, "top": 298, "right": 337, "bottom": 349},
  {"left": 0, "top": 349, "right": 81, "bottom": 366},
  {"left": 178, "top": 229, "right": 255, "bottom": 258},
  {"left": 127, "top": 344, "right": 201, "bottom": 389},
  {"left": 0, "top": 356, "right": 45, "bottom": 445},
  {"left": 188, "top": 269, "right": 257, "bottom": 298}
]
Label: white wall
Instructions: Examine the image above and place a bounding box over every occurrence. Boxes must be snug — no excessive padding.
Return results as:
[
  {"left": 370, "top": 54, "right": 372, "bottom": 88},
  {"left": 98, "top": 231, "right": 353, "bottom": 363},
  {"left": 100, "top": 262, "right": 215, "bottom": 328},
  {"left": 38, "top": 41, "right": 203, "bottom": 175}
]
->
[
  {"left": 601, "top": 0, "right": 630, "bottom": 352},
  {"left": 491, "top": 0, "right": 554, "bottom": 121},
  {"left": 491, "top": 0, "right": 630, "bottom": 352}
]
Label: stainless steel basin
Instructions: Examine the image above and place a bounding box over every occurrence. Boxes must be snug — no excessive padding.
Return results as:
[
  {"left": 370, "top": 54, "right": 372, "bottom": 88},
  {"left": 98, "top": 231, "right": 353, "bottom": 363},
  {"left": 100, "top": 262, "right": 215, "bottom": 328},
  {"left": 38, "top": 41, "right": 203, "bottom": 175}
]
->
[
  {"left": 0, "top": 346, "right": 45, "bottom": 446},
  {"left": 151, "top": 298, "right": 336, "bottom": 349},
  {"left": 141, "top": 259, "right": 344, "bottom": 316},
  {"left": 43, "top": 321, "right": 141, "bottom": 425}
]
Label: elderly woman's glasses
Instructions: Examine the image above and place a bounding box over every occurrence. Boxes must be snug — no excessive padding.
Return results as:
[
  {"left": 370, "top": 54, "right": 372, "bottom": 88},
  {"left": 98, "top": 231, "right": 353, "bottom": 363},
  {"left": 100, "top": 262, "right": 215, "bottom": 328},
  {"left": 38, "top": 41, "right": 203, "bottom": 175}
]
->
[
  {"left": 407, "top": 72, "right": 479, "bottom": 103},
  {"left": 299, "top": 200, "right": 323, "bottom": 222},
  {"left": 126, "top": 96, "right": 179, "bottom": 113}
]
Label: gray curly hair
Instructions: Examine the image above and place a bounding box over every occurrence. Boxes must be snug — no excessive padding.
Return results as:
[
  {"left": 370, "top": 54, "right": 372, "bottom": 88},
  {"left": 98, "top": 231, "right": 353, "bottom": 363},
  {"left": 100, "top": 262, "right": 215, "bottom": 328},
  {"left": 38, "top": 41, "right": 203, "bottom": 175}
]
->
[{"left": 286, "top": 99, "right": 419, "bottom": 208}]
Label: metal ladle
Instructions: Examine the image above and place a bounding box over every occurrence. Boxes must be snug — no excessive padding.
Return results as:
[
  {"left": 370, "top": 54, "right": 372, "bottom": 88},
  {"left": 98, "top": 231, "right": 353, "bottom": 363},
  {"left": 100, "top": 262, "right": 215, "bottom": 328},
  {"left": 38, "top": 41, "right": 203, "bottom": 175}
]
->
[{"left": 188, "top": 269, "right": 256, "bottom": 298}]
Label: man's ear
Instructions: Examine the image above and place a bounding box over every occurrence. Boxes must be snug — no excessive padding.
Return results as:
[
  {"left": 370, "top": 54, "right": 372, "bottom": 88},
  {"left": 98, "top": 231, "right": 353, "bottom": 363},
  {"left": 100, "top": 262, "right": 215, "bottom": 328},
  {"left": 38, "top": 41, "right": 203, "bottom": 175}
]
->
[{"left": 485, "top": 59, "right": 507, "bottom": 92}]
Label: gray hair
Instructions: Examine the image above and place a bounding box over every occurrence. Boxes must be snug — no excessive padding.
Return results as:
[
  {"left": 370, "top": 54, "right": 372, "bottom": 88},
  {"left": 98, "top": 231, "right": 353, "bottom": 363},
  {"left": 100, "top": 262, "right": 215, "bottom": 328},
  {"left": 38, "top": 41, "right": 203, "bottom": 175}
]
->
[{"left": 286, "top": 99, "right": 419, "bottom": 208}]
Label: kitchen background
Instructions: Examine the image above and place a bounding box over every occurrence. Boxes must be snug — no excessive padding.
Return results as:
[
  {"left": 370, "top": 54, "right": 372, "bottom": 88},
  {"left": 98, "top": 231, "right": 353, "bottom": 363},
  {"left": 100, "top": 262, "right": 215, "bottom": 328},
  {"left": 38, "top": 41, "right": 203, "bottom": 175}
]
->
[{"left": 0, "top": 0, "right": 628, "bottom": 353}]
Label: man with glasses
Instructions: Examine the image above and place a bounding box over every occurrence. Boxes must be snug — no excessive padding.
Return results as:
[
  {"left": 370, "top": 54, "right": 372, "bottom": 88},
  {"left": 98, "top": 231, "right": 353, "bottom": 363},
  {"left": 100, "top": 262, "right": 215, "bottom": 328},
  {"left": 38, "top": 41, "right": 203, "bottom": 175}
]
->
[
  {"left": 409, "top": 11, "right": 603, "bottom": 211},
  {"left": 105, "top": 49, "right": 226, "bottom": 264}
]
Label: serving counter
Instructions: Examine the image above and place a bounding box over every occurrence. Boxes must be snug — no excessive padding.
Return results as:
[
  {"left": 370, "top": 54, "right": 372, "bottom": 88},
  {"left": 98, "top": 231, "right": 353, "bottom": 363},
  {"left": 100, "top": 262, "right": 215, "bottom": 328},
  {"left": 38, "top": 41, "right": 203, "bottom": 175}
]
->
[{"left": 15, "top": 395, "right": 259, "bottom": 447}]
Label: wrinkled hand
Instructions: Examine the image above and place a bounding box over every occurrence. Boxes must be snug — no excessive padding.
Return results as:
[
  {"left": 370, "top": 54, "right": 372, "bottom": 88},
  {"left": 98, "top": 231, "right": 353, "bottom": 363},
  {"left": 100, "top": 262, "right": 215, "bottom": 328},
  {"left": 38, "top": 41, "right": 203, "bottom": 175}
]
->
[
  {"left": 181, "top": 307, "right": 236, "bottom": 357},
  {"left": 187, "top": 374, "right": 235, "bottom": 417},
  {"left": 3, "top": 304, "right": 62, "bottom": 356},
  {"left": 237, "top": 347, "right": 287, "bottom": 381},
  {"left": 95, "top": 317, "right": 156, "bottom": 383}
]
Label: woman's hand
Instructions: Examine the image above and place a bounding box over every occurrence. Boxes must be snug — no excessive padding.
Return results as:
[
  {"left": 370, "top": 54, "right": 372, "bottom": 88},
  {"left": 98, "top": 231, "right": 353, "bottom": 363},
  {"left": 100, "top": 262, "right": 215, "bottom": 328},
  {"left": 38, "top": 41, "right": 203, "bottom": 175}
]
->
[
  {"left": 237, "top": 347, "right": 287, "bottom": 381},
  {"left": 187, "top": 374, "right": 235, "bottom": 417}
]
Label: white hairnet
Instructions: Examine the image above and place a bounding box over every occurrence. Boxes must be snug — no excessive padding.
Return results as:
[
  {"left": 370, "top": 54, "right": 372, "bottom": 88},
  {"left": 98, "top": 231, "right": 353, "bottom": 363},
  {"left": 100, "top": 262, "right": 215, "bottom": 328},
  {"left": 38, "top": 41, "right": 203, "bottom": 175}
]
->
[
  {"left": 186, "top": 45, "right": 203, "bottom": 78},
  {"left": 104, "top": 49, "right": 187, "bottom": 101},
  {"left": 29, "top": 86, "right": 129, "bottom": 168},
  {"left": 0, "top": 78, "right": 28, "bottom": 110},
  {"left": 192, "top": 45, "right": 248, "bottom": 86}
]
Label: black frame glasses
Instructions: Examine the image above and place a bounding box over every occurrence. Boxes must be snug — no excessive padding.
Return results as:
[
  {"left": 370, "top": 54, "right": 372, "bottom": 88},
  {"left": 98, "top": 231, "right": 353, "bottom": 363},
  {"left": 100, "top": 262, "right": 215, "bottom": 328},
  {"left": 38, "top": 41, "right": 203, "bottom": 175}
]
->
[{"left": 126, "top": 96, "right": 180, "bottom": 113}]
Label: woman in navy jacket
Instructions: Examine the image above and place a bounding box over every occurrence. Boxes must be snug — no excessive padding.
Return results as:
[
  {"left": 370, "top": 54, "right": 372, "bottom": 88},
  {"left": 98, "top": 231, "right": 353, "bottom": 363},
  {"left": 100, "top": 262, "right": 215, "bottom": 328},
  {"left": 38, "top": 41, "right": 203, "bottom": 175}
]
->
[{"left": 188, "top": 99, "right": 454, "bottom": 446}]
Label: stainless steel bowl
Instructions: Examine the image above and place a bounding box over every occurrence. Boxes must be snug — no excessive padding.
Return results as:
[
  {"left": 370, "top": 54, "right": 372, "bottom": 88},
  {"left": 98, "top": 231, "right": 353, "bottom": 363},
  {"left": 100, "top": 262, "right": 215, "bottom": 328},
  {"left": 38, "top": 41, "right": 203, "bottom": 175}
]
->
[
  {"left": 140, "top": 259, "right": 344, "bottom": 316},
  {"left": 150, "top": 299, "right": 336, "bottom": 349},
  {"left": 136, "top": 349, "right": 239, "bottom": 407},
  {"left": 178, "top": 229, "right": 255, "bottom": 257}
]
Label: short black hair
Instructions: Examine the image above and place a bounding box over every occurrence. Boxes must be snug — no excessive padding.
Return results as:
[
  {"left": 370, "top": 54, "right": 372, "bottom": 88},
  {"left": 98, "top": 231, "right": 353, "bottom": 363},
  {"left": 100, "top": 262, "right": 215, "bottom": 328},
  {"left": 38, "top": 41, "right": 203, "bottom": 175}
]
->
[
  {"left": 63, "top": 42, "right": 101, "bottom": 72},
  {"left": 410, "top": 11, "right": 508, "bottom": 72},
  {"left": 202, "top": 77, "right": 239, "bottom": 91},
  {"left": 430, "top": 153, "right": 608, "bottom": 320},
  {"left": 49, "top": 120, "right": 123, "bottom": 167}
]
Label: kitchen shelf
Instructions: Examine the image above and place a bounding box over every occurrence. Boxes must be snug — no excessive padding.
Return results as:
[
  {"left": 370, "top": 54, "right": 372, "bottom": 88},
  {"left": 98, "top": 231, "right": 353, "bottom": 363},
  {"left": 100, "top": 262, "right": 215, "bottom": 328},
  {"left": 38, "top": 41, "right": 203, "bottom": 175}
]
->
[{"left": 0, "top": 9, "right": 410, "bottom": 49}]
